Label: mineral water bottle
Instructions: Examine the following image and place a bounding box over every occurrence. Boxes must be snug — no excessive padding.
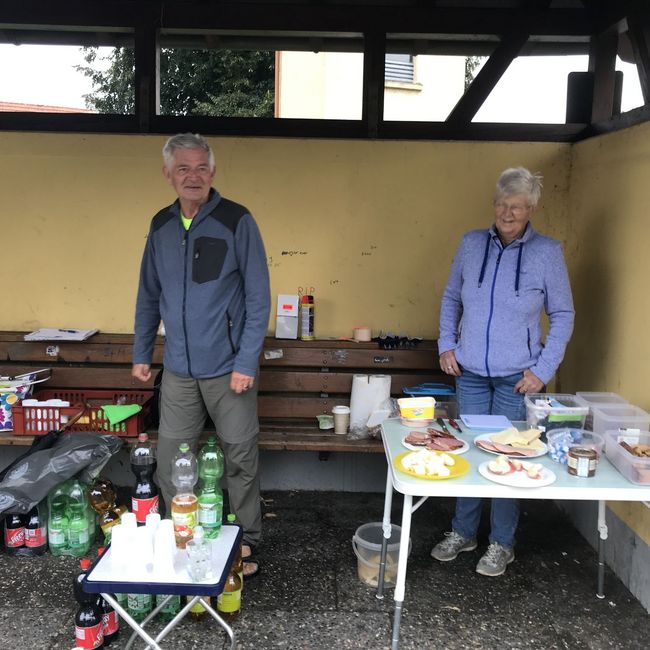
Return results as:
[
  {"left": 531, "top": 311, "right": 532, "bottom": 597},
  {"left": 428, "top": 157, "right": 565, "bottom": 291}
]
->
[
  {"left": 126, "top": 593, "right": 152, "bottom": 623},
  {"left": 197, "top": 437, "right": 224, "bottom": 539},
  {"left": 48, "top": 491, "right": 69, "bottom": 556},
  {"left": 155, "top": 594, "right": 181, "bottom": 623},
  {"left": 130, "top": 433, "right": 159, "bottom": 524},
  {"left": 171, "top": 443, "right": 198, "bottom": 549}
]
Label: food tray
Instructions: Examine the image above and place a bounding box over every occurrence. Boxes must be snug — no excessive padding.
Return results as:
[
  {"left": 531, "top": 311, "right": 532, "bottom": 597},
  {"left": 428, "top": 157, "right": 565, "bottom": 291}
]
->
[
  {"left": 11, "top": 389, "right": 153, "bottom": 437},
  {"left": 524, "top": 393, "right": 588, "bottom": 436},
  {"left": 604, "top": 430, "right": 650, "bottom": 485}
]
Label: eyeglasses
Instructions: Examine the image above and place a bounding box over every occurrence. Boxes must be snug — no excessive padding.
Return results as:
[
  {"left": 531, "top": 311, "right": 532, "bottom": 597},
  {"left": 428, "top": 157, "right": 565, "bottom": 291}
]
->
[{"left": 494, "top": 201, "right": 531, "bottom": 216}]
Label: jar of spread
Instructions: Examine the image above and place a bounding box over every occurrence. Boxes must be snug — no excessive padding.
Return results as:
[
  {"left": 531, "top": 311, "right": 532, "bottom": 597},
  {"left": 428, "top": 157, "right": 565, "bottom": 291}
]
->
[{"left": 567, "top": 446, "right": 598, "bottom": 477}]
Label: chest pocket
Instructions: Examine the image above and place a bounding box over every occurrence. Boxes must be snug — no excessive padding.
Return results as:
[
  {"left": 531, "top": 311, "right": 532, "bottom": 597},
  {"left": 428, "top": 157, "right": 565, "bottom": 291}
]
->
[{"left": 192, "top": 237, "right": 228, "bottom": 284}]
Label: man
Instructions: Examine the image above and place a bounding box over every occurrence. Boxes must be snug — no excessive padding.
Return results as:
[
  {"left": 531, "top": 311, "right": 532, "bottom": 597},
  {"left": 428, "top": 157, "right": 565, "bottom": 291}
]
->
[{"left": 132, "top": 133, "right": 270, "bottom": 577}]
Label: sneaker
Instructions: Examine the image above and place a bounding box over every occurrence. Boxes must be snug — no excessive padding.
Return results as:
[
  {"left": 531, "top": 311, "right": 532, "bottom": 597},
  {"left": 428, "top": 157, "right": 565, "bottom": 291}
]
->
[
  {"left": 431, "top": 531, "right": 478, "bottom": 562},
  {"left": 475, "top": 542, "right": 515, "bottom": 577}
]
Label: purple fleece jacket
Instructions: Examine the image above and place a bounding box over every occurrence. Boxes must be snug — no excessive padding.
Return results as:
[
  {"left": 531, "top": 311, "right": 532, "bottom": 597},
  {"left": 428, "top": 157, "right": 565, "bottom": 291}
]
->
[{"left": 438, "top": 223, "right": 574, "bottom": 385}]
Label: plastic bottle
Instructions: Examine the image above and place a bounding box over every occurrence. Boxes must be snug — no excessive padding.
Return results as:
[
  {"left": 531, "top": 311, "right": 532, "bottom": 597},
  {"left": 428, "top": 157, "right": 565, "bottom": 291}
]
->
[
  {"left": 300, "top": 294, "right": 315, "bottom": 340},
  {"left": 23, "top": 503, "right": 48, "bottom": 556},
  {"left": 171, "top": 443, "right": 198, "bottom": 549},
  {"left": 186, "top": 525, "right": 211, "bottom": 581},
  {"left": 130, "top": 433, "right": 159, "bottom": 525},
  {"left": 155, "top": 594, "right": 181, "bottom": 623},
  {"left": 187, "top": 595, "right": 211, "bottom": 622},
  {"left": 73, "top": 558, "right": 104, "bottom": 649},
  {"left": 227, "top": 514, "right": 244, "bottom": 588},
  {"left": 48, "top": 491, "right": 69, "bottom": 556},
  {"left": 126, "top": 593, "right": 153, "bottom": 623},
  {"left": 216, "top": 560, "right": 242, "bottom": 623},
  {"left": 197, "top": 437, "right": 224, "bottom": 539},
  {"left": 88, "top": 478, "right": 122, "bottom": 544},
  {"left": 96, "top": 548, "right": 119, "bottom": 646},
  {"left": 69, "top": 479, "right": 94, "bottom": 556},
  {"left": 4, "top": 513, "right": 26, "bottom": 556}
]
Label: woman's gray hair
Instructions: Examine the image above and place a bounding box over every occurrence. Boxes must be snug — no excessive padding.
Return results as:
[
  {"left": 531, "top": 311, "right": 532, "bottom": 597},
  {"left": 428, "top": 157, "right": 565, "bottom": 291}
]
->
[
  {"left": 162, "top": 133, "right": 215, "bottom": 170},
  {"left": 495, "top": 167, "right": 543, "bottom": 207}
]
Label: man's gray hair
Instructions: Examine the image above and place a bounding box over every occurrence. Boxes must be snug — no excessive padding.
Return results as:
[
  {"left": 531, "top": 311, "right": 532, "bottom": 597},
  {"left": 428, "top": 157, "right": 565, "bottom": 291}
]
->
[
  {"left": 495, "top": 167, "right": 543, "bottom": 206},
  {"left": 162, "top": 133, "right": 215, "bottom": 170}
]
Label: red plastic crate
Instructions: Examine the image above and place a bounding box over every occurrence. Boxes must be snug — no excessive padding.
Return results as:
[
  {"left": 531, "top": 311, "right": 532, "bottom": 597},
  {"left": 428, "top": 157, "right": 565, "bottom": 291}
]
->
[{"left": 11, "top": 389, "right": 153, "bottom": 437}]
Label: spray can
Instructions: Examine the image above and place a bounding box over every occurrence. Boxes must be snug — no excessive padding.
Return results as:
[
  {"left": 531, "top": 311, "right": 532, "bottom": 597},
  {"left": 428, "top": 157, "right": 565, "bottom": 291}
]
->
[{"left": 300, "top": 295, "right": 315, "bottom": 340}]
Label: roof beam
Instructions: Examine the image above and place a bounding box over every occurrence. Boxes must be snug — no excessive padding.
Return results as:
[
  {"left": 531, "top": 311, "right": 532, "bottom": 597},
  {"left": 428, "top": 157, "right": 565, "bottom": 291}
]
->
[
  {"left": 589, "top": 26, "right": 619, "bottom": 122},
  {"left": 625, "top": 0, "right": 650, "bottom": 104}
]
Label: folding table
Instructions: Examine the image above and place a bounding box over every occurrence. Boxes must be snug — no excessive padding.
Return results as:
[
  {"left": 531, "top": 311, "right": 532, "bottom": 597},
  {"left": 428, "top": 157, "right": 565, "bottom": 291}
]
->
[
  {"left": 377, "top": 418, "right": 650, "bottom": 650},
  {"left": 83, "top": 523, "right": 242, "bottom": 650}
]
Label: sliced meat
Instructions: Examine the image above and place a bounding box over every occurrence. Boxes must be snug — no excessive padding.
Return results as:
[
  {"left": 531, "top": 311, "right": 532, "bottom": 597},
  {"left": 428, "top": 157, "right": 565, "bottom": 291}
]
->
[
  {"left": 428, "top": 437, "right": 464, "bottom": 452},
  {"left": 476, "top": 440, "right": 538, "bottom": 457},
  {"left": 404, "top": 431, "right": 430, "bottom": 445}
]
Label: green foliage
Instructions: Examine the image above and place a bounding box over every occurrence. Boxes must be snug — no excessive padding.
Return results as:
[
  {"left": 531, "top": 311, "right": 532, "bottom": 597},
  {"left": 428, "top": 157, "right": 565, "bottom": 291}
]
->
[
  {"left": 77, "top": 47, "right": 275, "bottom": 117},
  {"left": 464, "top": 56, "right": 484, "bottom": 91}
]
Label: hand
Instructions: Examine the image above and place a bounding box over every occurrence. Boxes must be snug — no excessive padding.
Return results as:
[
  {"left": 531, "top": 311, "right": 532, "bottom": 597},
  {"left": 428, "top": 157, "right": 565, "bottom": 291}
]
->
[
  {"left": 514, "top": 369, "right": 544, "bottom": 394},
  {"left": 439, "top": 351, "right": 460, "bottom": 377},
  {"left": 231, "top": 371, "right": 255, "bottom": 394},
  {"left": 132, "top": 363, "right": 152, "bottom": 382}
]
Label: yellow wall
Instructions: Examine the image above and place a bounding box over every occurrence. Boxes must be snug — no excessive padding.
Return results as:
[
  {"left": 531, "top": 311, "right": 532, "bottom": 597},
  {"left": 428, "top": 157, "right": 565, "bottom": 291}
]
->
[
  {"left": 565, "top": 120, "right": 650, "bottom": 545},
  {"left": 2, "top": 132, "right": 570, "bottom": 338}
]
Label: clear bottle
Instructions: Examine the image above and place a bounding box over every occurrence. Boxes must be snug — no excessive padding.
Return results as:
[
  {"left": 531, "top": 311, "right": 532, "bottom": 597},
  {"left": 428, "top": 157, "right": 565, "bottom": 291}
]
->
[
  {"left": 126, "top": 593, "right": 153, "bottom": 623},
  {"left": 171, "top": 442, "right": 198, "bottom": 549},
  {"left": 186, "top": 526, "right": 211, "bottom": 582},
  {"left": 197, "top": 437, "right": 224, "bottom": 540},
  {"left": 130, "top": 433, "right": 159, "bottom": 525},
  {"left": 155, "top": 594, "right": 181, "bottom": 623},
  {"left": 73, "top": 558, "right": 105, "bottom": 649},
  {"left": 227, "top": 514, "right": 244, "bottom": 588}
]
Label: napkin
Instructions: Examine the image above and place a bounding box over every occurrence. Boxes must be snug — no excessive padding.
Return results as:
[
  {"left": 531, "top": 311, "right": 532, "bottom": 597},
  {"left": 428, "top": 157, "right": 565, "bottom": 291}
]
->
[{"left": 101, "top": 404, "right": 142, "bottom": 426}]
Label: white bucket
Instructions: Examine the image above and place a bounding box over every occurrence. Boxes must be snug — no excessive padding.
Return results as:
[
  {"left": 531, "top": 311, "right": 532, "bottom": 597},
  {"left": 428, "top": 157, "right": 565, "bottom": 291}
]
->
[{"left": 352, "top": 522, "right": 411, "bottom": 588}]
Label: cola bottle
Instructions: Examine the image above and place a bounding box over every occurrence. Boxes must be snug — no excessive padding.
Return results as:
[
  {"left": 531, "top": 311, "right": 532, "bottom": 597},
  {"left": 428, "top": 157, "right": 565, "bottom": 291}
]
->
[
  {"left": 130, "top": 433, "right": 159, "bottom": 524},
  {"left": 73, "top": 558, "right": 104, "bottom": 649},
  {"left": 96, "top": 548, "right": 119, "bottom": 646},
  {"left": 24, "top": 503, "right": 48, "bottom": 556},
  {"left": 4, "top": 513, "right": 26, "bottom": 556}
]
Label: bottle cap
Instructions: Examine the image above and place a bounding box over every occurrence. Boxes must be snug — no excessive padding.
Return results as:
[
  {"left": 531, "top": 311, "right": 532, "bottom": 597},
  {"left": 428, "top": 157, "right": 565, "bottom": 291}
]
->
[
  {"left": 179, "top": 442, "right": 190, "bottom": 452},
  {"left": 138, "top": 432, "right": 148, "bottom": 442},
  {"left": 97, "top": 547, "right": 105, "bottom": 556},
  {"left": 227, "top": 513, "right": 236, "bottom": 523},
  {"left": 207, "top": 436, "right": 217, "bottom": 445},
  {"left": 80, "top": 558, "right": 91, "bottom": 570}
]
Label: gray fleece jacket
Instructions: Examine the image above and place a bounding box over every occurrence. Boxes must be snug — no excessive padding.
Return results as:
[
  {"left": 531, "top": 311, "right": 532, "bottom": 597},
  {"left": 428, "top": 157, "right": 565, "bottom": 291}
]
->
[
  {"left": 133, "top": 189, "right": 270, "bottom": 379},
  {"left": 438, "top": 223, "right": 574, "bottom": 385}
]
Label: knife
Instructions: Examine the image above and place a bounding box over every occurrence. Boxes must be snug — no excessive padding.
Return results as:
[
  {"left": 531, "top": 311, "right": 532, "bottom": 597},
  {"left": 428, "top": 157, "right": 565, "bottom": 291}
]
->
[
  {"left": 448, "top": 418, "right": 463, "bottom": 434},
  {"left": 437, "top": 418, "right": 452, "bottom": 435}
]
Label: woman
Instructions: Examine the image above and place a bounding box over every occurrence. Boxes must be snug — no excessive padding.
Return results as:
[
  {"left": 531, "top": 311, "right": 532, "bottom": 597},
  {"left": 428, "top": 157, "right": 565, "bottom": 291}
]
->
[{"left": 431, "top": 167, "right": 574, "bottom": 577}]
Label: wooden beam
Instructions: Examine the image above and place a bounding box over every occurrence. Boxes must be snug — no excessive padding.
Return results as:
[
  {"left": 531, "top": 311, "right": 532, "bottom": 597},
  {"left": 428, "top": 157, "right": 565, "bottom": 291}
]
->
[
  {"left": 625, "top": 0, "right": 650, "bottom": 104},
  {"left": 134, "top": 13, "right": 160, "bottom": 131},
  {"left": 589, "top": 27, "right": 619, "bottom": 122},
  {"left": 446, "top": 30, "right": 530, "bottom": 124}
]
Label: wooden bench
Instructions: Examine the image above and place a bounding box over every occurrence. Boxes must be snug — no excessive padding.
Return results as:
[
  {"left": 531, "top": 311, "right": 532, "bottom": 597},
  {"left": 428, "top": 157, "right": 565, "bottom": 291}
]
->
[{"left": 0, "top": 332, "right": 450, "bottom": 453}]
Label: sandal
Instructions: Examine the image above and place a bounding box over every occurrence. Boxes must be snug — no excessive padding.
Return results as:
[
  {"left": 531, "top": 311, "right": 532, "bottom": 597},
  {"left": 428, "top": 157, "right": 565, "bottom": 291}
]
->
[{"left": 242, "top": 543, "right": 261, "bottom": 580}]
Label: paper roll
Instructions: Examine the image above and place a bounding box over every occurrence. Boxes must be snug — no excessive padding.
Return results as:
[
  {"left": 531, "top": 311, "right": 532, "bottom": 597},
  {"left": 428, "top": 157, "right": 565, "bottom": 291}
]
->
[
  {"left": 349, "top": 374, "right": 392, "bottom": 431},
  {"left": 353, "top": 326, "right": 372, "bottom": 342}
]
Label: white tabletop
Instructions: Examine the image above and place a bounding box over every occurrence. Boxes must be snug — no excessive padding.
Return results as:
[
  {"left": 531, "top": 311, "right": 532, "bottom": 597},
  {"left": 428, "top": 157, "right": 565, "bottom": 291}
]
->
[{"left": 381, "top": 418, "right": 650, "bottom": 502}]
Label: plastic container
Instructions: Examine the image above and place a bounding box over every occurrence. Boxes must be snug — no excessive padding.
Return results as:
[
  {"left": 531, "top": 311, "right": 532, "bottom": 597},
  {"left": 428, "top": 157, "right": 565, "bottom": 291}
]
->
[
  {"left": 524, "top": 394, "right": 588, "bottom": 436},
  {"left": 11, "top": 388, "right": 153, "bottom": 436},
  {"left": 591, "top": 404, "right": 650, "bottom": 436},
  {"left": 352, "top": 522, "right": 411, "bottom": 588},
  {"left": 397, "top": 397, "right": 435, "bottom": 420},
  {"left": 547, "top": 428, "right": 604, "bottom": 465},
  {"left": 604, "top": 430, "right": 650, "bottom": 485},
  {"left": 574, "top": 392, "right": 629, "bottom": 430}
]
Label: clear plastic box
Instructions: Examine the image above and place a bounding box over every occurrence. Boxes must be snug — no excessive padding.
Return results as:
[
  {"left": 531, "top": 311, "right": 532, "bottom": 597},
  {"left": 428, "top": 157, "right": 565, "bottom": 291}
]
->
[
  {"left": 591, "top": 404, "right": 650, "bottom": 435},
  {"left": 604, "top": 430, "right": 650, "bottom": 485},
  {"left": 525, "top": 393, "right": 589, "bottom": 436},
  {"left": 546, "top": 428, "right": 604, "bottom": 465},
  {"left": 574, "top": 392, "right": 629, "bottom": 430}
]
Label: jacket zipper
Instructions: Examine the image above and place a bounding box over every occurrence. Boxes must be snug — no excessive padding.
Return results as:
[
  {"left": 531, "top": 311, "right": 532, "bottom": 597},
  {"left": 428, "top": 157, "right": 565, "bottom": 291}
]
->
[
  {"left": 527, "top": 328, "right": 531, "bottom": 357},
  {"left": 182, "top": 229, "right": 193, "bottom": 376},
  {"left": 226, "top": 310, "right": 236, "bottom": 355},
  {"left": 484, "top": 246, "right": 502, "bottom": 377}
]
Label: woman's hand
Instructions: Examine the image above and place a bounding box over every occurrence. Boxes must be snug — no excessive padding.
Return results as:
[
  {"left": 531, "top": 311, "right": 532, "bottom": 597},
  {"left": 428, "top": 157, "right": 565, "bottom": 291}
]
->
[
  {"left": 439, "top": 350, "right": 460, "bottom": 377},
  {"left": 514, "top": 369, "right": 543, "bottom": 394}
]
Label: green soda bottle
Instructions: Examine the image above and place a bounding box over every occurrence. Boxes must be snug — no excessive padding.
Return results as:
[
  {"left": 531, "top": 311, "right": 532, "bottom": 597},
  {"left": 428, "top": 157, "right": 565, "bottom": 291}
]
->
[
  {"left": 197, "top": 437, "right": 224, "bottom": 540},
  {"left": 68, "top": 503, "right": 90, "bottom": 556},
  {"left": 47, "top": 493, "right": 69, "bottom": 556},
  {"left": 127, "top": 593, "right": 153, "bottom": 622},
  {"left": 156, "top": 594, "right": 181, "bottom": 622}
]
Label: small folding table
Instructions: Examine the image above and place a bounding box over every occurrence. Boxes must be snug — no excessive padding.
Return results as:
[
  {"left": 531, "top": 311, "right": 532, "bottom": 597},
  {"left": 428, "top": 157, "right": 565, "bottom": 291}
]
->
[{"left": 83, "top": 523, "right": 242, "bottom": 650}]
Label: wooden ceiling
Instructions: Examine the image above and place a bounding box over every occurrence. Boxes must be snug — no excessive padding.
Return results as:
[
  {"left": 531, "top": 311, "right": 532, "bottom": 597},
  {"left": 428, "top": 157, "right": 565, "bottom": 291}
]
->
[{"left": 0, "top": 0, "right": 649, "bottom": 142}]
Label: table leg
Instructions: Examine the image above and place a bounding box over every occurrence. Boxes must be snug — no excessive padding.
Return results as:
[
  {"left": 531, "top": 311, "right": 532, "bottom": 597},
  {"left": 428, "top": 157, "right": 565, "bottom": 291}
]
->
[
  {"left": 377, "top": 468, "right": 394, "bottom": 600},
  {"left": 202, "top": 597, "right": 237, "bottom": 649},
  {"left": 102, "top": 593, "right": 164, "bottom": 650},
  {"left": 391, "top": 493, "right": 413, "bottom": 650},
  {"left": 596, "top": 499, "right": 608, "bottom": 599}
]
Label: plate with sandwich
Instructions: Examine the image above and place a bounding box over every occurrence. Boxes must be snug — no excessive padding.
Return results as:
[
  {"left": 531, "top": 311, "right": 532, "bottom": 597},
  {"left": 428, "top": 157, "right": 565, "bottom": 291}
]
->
[{"left": 474, "top": 427, "right": 547, "bottom": 458}]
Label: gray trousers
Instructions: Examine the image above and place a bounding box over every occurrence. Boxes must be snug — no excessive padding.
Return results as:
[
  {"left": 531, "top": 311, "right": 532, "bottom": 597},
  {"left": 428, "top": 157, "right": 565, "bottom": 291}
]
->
[{"left": 157, "top": 369, "right": 262, "bottom": 547}]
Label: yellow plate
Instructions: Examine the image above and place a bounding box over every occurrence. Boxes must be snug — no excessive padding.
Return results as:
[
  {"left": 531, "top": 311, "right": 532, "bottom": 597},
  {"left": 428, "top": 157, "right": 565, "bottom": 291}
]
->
[{"left": 393, "top": 451, "right": 471, "bottom": 480}]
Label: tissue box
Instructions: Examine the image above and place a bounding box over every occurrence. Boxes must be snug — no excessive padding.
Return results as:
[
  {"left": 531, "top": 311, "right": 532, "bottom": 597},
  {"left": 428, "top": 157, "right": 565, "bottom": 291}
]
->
[{"left": 275, "top": 294, "right": 299, "bottom": 339}]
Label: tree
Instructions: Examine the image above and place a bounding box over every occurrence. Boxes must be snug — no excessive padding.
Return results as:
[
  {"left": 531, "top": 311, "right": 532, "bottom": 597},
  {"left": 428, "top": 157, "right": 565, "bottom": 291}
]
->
[
  {"left": 77, "top": 47, "right": 275, "bottom": 117},
  {"left": 464, "top": 56, "right": 484, "bottom": 91}
]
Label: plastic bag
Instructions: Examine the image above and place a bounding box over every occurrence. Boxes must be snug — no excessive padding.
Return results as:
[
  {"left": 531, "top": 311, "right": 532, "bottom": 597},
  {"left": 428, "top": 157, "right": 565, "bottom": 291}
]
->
[{"left": 0, "top": 432, "right": 122, "bottom": 516}]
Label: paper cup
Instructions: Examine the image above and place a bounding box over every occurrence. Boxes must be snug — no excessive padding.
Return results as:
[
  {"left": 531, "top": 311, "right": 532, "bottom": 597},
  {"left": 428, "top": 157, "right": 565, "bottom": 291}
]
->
[{"left": 332, "top": 405, "right": 351, "bottom": 435}]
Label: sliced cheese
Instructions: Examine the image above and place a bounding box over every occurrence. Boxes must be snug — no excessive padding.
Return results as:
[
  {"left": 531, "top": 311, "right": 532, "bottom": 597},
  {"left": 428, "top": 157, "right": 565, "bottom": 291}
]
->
[{"left": 491, "top": 427, "right": 542, "bottom": 448}]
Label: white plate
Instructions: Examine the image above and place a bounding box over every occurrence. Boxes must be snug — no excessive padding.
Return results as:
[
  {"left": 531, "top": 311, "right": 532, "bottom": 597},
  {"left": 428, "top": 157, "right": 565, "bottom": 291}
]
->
[
  {"left": 402, "top": 434, "right": 470, "bottom": 455},
  {"left": 478, "top": 461, "right": 556, "bottom": 488},
  {"left": 473, "top": 432, "right": 548, "bottom": 459}
]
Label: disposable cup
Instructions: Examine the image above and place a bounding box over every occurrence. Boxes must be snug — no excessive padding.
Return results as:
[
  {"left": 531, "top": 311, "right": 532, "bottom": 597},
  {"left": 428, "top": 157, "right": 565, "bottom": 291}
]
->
[
  {"left": 120, "top": 512, "right": 137, "bottom": 529},
  {"left": 332, "top": 405, "right": 351, "bottom": 435},
  {"left": 146, "top": 512, "right": 161, "bottom": 534},
  {"left": 153, "top": 521, "right": 177, "bottom": 579},
  {"left": 110, "top": 525, "right": 128, "bottom": 572}
]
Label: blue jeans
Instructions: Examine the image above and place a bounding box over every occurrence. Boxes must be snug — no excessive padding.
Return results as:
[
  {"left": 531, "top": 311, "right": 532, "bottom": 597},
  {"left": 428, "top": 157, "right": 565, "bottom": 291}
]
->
[{"left": 451, "top": 370, "right": 526, "bottom": 549}]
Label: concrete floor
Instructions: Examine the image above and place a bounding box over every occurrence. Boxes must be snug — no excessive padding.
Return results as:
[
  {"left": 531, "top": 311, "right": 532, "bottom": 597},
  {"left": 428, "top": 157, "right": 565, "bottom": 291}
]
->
[{"left": 1, "top": 491, "right": 648, "bottom": 650}]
